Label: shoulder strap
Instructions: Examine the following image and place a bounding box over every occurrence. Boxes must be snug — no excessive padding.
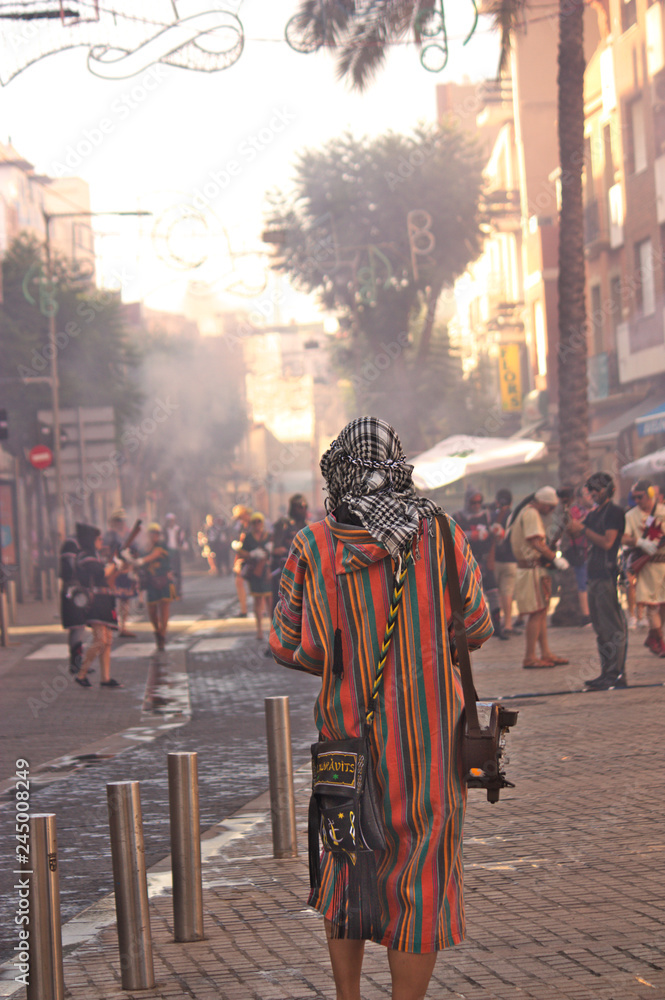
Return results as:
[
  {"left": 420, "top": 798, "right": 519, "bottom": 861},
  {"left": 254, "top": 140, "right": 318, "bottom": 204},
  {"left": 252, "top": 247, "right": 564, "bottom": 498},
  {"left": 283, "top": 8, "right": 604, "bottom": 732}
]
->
[
  {"left": 365, "top": 552, "right": 410, "bottom": 730},
  {"left": 436, "top": 514, "right": 481, "bottom": 733}
]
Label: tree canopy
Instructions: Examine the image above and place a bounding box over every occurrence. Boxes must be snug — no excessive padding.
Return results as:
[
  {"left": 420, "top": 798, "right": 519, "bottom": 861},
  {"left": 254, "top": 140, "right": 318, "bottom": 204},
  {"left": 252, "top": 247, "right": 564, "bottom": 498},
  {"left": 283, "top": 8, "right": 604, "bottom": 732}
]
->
[
  {"left": 0, "top": 233, "right": 142, "bottom": 463},
  {"left": 264, "top": 123, "right": 485, "bottom": 449}
]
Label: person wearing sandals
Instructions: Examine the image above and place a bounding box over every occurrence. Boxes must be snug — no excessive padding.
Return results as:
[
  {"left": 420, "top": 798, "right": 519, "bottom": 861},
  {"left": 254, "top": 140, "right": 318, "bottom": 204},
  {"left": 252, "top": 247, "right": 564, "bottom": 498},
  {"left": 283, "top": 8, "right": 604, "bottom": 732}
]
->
[
  {"left": 270, "top": 417, "right": 493, "bottom": 1000},
  {"left": 73, "top": 523, "right": 123, "bottom": 689},
  {"left": 135, "top": 523, "right": 176, "bottom": 650},
  {"left": 510, "top": 486, "right": 571, "bottom": 669}
]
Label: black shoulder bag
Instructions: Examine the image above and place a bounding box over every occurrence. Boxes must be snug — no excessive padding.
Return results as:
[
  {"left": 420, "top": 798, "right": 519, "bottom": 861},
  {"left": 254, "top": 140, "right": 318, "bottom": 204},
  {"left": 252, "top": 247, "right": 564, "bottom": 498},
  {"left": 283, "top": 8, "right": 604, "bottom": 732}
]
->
[
  {"left": 438, "top": 514, "right": 518, "bottom": 803},
  {"left": 308, "top": 552, "right": 410, "bottom": 940}
]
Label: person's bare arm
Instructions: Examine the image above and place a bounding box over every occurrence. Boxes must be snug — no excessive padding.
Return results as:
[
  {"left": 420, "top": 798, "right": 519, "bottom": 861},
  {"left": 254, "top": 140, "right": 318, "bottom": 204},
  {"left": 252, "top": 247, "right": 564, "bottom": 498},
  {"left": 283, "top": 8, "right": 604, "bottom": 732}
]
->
[{"left": 527, "top": 535, "right": 557, "bottom": 562}]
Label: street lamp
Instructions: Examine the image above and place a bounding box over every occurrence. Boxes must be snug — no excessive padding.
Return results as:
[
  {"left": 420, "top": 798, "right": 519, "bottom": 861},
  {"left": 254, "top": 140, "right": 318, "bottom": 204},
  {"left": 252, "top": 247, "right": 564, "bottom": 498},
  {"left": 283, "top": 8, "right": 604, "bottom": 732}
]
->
[{"left": 41, "top": 209, "right": 151, "bottom": 540}]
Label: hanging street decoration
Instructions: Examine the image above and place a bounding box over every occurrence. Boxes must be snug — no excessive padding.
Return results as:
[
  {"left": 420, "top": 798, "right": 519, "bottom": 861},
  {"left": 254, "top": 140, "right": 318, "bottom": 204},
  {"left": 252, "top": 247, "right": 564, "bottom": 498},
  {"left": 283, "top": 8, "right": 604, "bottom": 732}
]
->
[{"left": 0, "top": 1, "right": 244, "bottom": 85}]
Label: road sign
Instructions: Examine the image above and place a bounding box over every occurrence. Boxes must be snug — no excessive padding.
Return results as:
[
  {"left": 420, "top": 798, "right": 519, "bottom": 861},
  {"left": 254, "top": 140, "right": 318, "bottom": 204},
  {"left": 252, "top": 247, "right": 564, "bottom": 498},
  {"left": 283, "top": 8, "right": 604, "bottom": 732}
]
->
[{"left": 29, "top": 444, "right": 53, "bottom": 470}]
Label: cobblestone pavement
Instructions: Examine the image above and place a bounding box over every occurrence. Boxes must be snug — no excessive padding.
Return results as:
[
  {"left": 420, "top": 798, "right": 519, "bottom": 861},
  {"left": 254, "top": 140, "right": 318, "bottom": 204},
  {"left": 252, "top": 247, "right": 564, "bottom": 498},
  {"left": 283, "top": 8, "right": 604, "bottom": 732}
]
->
[{"left": 1, "top": 592, "right": 665, "bottom": 998}]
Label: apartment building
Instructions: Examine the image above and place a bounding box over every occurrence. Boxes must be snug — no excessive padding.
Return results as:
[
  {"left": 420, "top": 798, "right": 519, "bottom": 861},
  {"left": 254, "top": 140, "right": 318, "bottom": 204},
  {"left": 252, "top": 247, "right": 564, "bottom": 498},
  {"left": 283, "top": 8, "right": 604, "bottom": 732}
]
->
[
  {"left": 444, "top": 1, "right": 601, "bottom": 439},
  {"left": 0, "top": 141, "right": 94, "bottom": 273},
  {"left": 584, "top": 0, "right": 665, "bottom": 465}
]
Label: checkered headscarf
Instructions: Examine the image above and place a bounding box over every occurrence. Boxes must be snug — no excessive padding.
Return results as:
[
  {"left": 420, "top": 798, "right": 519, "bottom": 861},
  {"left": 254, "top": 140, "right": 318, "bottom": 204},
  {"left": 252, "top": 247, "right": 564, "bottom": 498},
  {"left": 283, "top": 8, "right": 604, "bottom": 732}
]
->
[{"left": 320, "top": 416, "right": 441, "bottom": 560}]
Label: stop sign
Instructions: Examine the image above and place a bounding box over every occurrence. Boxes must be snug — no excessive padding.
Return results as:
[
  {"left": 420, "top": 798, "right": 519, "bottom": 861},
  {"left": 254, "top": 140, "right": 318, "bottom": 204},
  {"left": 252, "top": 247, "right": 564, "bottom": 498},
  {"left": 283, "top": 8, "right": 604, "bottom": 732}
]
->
[{"left": 29, "top": 444, "right": 53, "bottom": 470}]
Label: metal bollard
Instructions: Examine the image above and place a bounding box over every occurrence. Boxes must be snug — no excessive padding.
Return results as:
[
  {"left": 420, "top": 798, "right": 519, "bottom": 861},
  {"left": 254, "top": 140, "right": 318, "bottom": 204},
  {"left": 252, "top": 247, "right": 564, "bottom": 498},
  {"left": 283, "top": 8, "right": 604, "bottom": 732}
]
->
[
  {"left": 106, "top": 782, "right": 155, "bottom": 990},
  {"left": 167, "top": 752, "right": 204, "bottom": 942},
  {"left": 7, "top": 579, "right": 17, "bottom": 625},
  {"left": 27, "top": 814, "right": 64, "bottom": 1000},
  {"left": 264, "top": 696, "right": 298, "bottom": 858}
]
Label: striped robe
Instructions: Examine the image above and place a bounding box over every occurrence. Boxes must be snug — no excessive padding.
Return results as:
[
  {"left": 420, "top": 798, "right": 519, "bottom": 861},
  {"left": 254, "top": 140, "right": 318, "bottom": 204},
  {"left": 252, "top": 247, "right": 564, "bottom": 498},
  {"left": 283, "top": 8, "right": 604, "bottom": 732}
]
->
[{"left": 269, "top": 513, "right": 493, "bottom": 953}]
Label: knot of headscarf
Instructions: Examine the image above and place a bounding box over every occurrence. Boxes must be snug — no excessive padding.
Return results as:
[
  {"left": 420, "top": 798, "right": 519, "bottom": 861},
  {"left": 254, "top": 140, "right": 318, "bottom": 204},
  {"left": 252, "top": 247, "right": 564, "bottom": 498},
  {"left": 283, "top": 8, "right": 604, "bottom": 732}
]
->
[{"left": 320, "top": 416, "right": 441, "bottom": 560}]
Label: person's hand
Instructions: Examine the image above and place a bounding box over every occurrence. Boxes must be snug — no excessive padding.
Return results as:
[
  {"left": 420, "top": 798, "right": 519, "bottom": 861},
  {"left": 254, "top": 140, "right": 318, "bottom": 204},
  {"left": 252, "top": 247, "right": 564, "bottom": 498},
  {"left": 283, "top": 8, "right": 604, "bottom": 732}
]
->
[
  {"left": 637, "top": 537, "right": 658, "bottom": 556},
  {"left": 134, "top": 557, "right": 145, "bottom": 567},
  {"left": 553, "top": 555, "right": 570, "bottom": 571},
  {"left": 490, "top": 522, "right": 505, "bottom": 540},
  {"left": 567, "top": 519, "right": 585, "bottom": 537},
  {"left": 475, "top": 524, "right": 488, "bottom": 541}
]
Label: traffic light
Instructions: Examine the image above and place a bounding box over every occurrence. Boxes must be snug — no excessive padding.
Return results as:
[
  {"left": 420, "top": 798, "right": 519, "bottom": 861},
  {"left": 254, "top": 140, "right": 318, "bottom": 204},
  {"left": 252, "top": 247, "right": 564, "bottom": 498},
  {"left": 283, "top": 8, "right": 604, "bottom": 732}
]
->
[{"left": 0, "top": 409, "right": 7, "bottom": 441}]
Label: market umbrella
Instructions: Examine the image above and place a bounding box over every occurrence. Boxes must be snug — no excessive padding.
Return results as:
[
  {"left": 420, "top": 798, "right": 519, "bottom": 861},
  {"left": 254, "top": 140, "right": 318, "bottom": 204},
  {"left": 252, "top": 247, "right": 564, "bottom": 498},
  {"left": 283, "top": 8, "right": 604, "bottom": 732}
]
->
[
  {"left": 410, "top": 434, "right": 547, "bottom": 491},
  {"left": 619, "top": 449, "right": 665, "bottom": 479}
]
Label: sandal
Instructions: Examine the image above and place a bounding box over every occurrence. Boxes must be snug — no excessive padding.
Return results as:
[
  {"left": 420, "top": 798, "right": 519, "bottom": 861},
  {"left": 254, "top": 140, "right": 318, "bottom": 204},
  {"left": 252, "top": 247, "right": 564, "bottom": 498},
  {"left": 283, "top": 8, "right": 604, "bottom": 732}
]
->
[
  {"left": 100, "top": 678, "right": 124, "bottom": 688},
  {"left": 522, "top": 659, "right": 556, "bottom": 669},
  {"left": 541, "top": 655, "right": 569, "bottom": 666}
]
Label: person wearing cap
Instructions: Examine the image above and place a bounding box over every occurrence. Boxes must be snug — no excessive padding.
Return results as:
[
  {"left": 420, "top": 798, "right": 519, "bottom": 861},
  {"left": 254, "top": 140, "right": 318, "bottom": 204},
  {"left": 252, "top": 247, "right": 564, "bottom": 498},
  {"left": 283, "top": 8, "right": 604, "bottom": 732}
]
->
[
  {"left": 510, "top": 487, "right": 570, "bottom": 669},
  {"left": 568, "top": 472, "right": 627, "bottom": 689},
  {"left": 73, "top": 523, "right": 122, "bottom": 688},
  {"left": 137, "top": 523, "right": 176, "bottom": 650},
  {"left": 237, "top": 511, "right": 272, "bottom": 640},
  {"left": 621, "top": 478, "right": 665, "bottom": 657},
  {"left": 103, "top": 508, "right": 138, "bottom": 638}
]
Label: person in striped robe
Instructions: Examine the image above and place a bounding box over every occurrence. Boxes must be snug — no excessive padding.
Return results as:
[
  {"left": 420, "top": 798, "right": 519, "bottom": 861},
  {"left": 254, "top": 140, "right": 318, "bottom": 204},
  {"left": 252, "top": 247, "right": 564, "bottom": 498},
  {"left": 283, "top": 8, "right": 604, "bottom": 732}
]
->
[{"left": 270, "top": 417, "right": 493, "bottom": 1000}]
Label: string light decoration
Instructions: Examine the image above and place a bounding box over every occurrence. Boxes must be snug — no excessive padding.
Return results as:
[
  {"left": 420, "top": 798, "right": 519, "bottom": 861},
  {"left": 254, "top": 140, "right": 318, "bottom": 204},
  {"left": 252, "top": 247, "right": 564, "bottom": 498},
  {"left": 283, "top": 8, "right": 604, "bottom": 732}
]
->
[{"left": 0, "top": 1, "right": 244, "bottom": 84}]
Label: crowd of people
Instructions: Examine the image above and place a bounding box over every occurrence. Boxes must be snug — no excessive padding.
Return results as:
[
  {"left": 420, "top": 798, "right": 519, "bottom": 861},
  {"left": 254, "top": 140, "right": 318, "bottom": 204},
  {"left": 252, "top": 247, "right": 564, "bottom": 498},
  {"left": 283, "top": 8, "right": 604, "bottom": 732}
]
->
[
  {"left": 59, "top": 509, "right": 180, "bottom": 687},
  {"left": 454, "top": 473, "right": 665, "bottom": 690}
]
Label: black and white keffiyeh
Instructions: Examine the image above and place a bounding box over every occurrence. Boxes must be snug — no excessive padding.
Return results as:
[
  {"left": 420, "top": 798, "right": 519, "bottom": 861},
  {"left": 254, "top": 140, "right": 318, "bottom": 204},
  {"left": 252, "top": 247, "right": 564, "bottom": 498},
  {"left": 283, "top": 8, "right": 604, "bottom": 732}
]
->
[{"left": 320, "top": 416, "right": 441, "bottom": 561}]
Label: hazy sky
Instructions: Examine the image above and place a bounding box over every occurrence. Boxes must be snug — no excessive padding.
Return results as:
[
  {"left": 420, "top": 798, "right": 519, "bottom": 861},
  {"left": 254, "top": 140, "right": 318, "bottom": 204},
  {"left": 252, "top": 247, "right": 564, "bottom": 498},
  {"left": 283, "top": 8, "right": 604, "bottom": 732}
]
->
[{"left": 0, "top": 1, "right": 499, "bottom": 322}]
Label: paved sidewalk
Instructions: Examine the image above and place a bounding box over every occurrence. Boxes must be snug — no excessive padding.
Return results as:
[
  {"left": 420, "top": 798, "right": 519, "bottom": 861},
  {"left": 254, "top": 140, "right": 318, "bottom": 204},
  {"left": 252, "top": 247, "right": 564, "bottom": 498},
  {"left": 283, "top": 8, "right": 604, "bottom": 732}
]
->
[{"left": 3, "top": 624, "right": 665, "bottom": 999}]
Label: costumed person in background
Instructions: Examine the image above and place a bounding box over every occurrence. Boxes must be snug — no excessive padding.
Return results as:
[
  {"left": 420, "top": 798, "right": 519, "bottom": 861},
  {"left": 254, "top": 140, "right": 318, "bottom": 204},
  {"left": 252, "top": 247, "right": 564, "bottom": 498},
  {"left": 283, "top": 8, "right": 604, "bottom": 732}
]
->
[
  {"left": 132, "top": 523, "right": 176, "bottom": 651},
  {"left": 510, "top": 486, "right": 570, "bottom": 669},
  {"left": 491, "top": 487, "right": 519, "bottom": 636},
  {"left": 621, "top": 478, "right": 665, "bottom": 657},
  {"left": 568, "top": 472, "right": 627, "bottom": 690},
  {"left": 103, "top": 508, "right": 138, "bottom": 638},
  {"left": 231, "top": 504, "right": 252, "bottom": 617},
  {"left": 237, "top": 511, "right": 272, "bottom": 641},
  {"left": 270, "top": 493, "right": 309, "bottom": 613},
  {"left": 197, "top": 515, "right": 218, "bottom": 574},
  {"left": 270, "top": 417, "right": 493, "bottom": 1000},
  {"left": 73, "top": 523, "right": 122, "bottom": 688},
  {"left": 208, "top": 515, "right": 231, "bottom": 576},
  {"left": 455, "top": 488, "right": 507, "bottom": 639},
  {"left": 59, "top": 532, "right": 87, "bottom": 674},
  {"left": 164, "top": 513, "right": 187, "bottom": 597}
]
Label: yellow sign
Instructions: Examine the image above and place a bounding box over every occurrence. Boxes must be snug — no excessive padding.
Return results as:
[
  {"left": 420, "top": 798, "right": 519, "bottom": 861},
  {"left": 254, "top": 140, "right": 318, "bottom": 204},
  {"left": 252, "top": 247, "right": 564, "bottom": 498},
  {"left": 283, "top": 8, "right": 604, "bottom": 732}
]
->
[{"left": 499, "top": 344, "right": 522, "bottom": 412}]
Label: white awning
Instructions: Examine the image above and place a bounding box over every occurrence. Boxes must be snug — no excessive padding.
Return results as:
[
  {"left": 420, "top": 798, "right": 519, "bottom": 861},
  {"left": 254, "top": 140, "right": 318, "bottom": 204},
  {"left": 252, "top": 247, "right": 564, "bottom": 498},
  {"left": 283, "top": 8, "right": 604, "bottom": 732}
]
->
[
  {"left": 620, "top": 448, "right": 665, "bottom": 478},
  {"left": 410, "top": 435, "right": 547, "bottom": 490}
]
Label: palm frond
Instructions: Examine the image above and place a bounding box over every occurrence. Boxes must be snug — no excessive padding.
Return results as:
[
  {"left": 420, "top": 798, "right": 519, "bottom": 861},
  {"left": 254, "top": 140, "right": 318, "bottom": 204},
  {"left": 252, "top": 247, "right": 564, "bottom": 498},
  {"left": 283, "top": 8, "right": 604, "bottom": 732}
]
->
[{"left": 484, "top": 0, "right": 528, "bottom": 76}]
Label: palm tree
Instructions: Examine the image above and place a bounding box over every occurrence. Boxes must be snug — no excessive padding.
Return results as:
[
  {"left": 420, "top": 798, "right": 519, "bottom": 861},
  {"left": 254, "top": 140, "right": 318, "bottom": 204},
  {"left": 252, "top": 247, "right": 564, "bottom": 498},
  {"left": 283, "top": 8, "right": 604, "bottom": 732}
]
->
[{"left": 287, "top": 0, "right": 589, "bottom": 487}]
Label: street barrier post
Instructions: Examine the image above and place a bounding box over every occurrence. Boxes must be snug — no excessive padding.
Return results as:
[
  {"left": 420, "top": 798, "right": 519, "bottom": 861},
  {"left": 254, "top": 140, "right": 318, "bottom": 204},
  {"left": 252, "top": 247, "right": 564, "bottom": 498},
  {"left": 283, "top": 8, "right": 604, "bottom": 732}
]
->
[
  {"left": 167, "top": 752, "right": 204, "bottom": 942},
  {"left": 106, "top": 781, "right": 155, "bottom": 990},
  {"left": 264, "top": 696, "right": 298, "bottom": 858},
  {"left": 27, "top": 813, "right": 64, "bottom": 1000}
]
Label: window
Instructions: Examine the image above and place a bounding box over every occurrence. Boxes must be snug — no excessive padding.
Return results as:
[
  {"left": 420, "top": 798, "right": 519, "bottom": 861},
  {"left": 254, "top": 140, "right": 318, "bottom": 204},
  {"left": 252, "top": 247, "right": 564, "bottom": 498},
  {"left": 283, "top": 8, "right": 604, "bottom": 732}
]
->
[
  {"left": 629, "top": 97, "right": 647, "bottom": 173},
  {"left": 603, "top": 124, "right": 615, "bottom": 189},
  {"left": 590, "top": 284, "right": 604, "bottom": 355},
  {"left": 610, "top": 274, "right": 623, "bottom": 335},
  {"left": 635, "top": 238, "right": 656, "bottom": 316},
  {"left": 622, "top": 0, "right": 637, "bottom": 32}
]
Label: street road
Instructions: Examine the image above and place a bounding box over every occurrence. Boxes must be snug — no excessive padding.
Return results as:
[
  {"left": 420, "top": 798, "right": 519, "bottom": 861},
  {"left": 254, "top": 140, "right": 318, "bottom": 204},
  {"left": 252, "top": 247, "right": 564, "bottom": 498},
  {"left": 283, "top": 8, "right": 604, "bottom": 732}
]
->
[{"left": 0, "top": 573, "right": 320, "bottom": 963}]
